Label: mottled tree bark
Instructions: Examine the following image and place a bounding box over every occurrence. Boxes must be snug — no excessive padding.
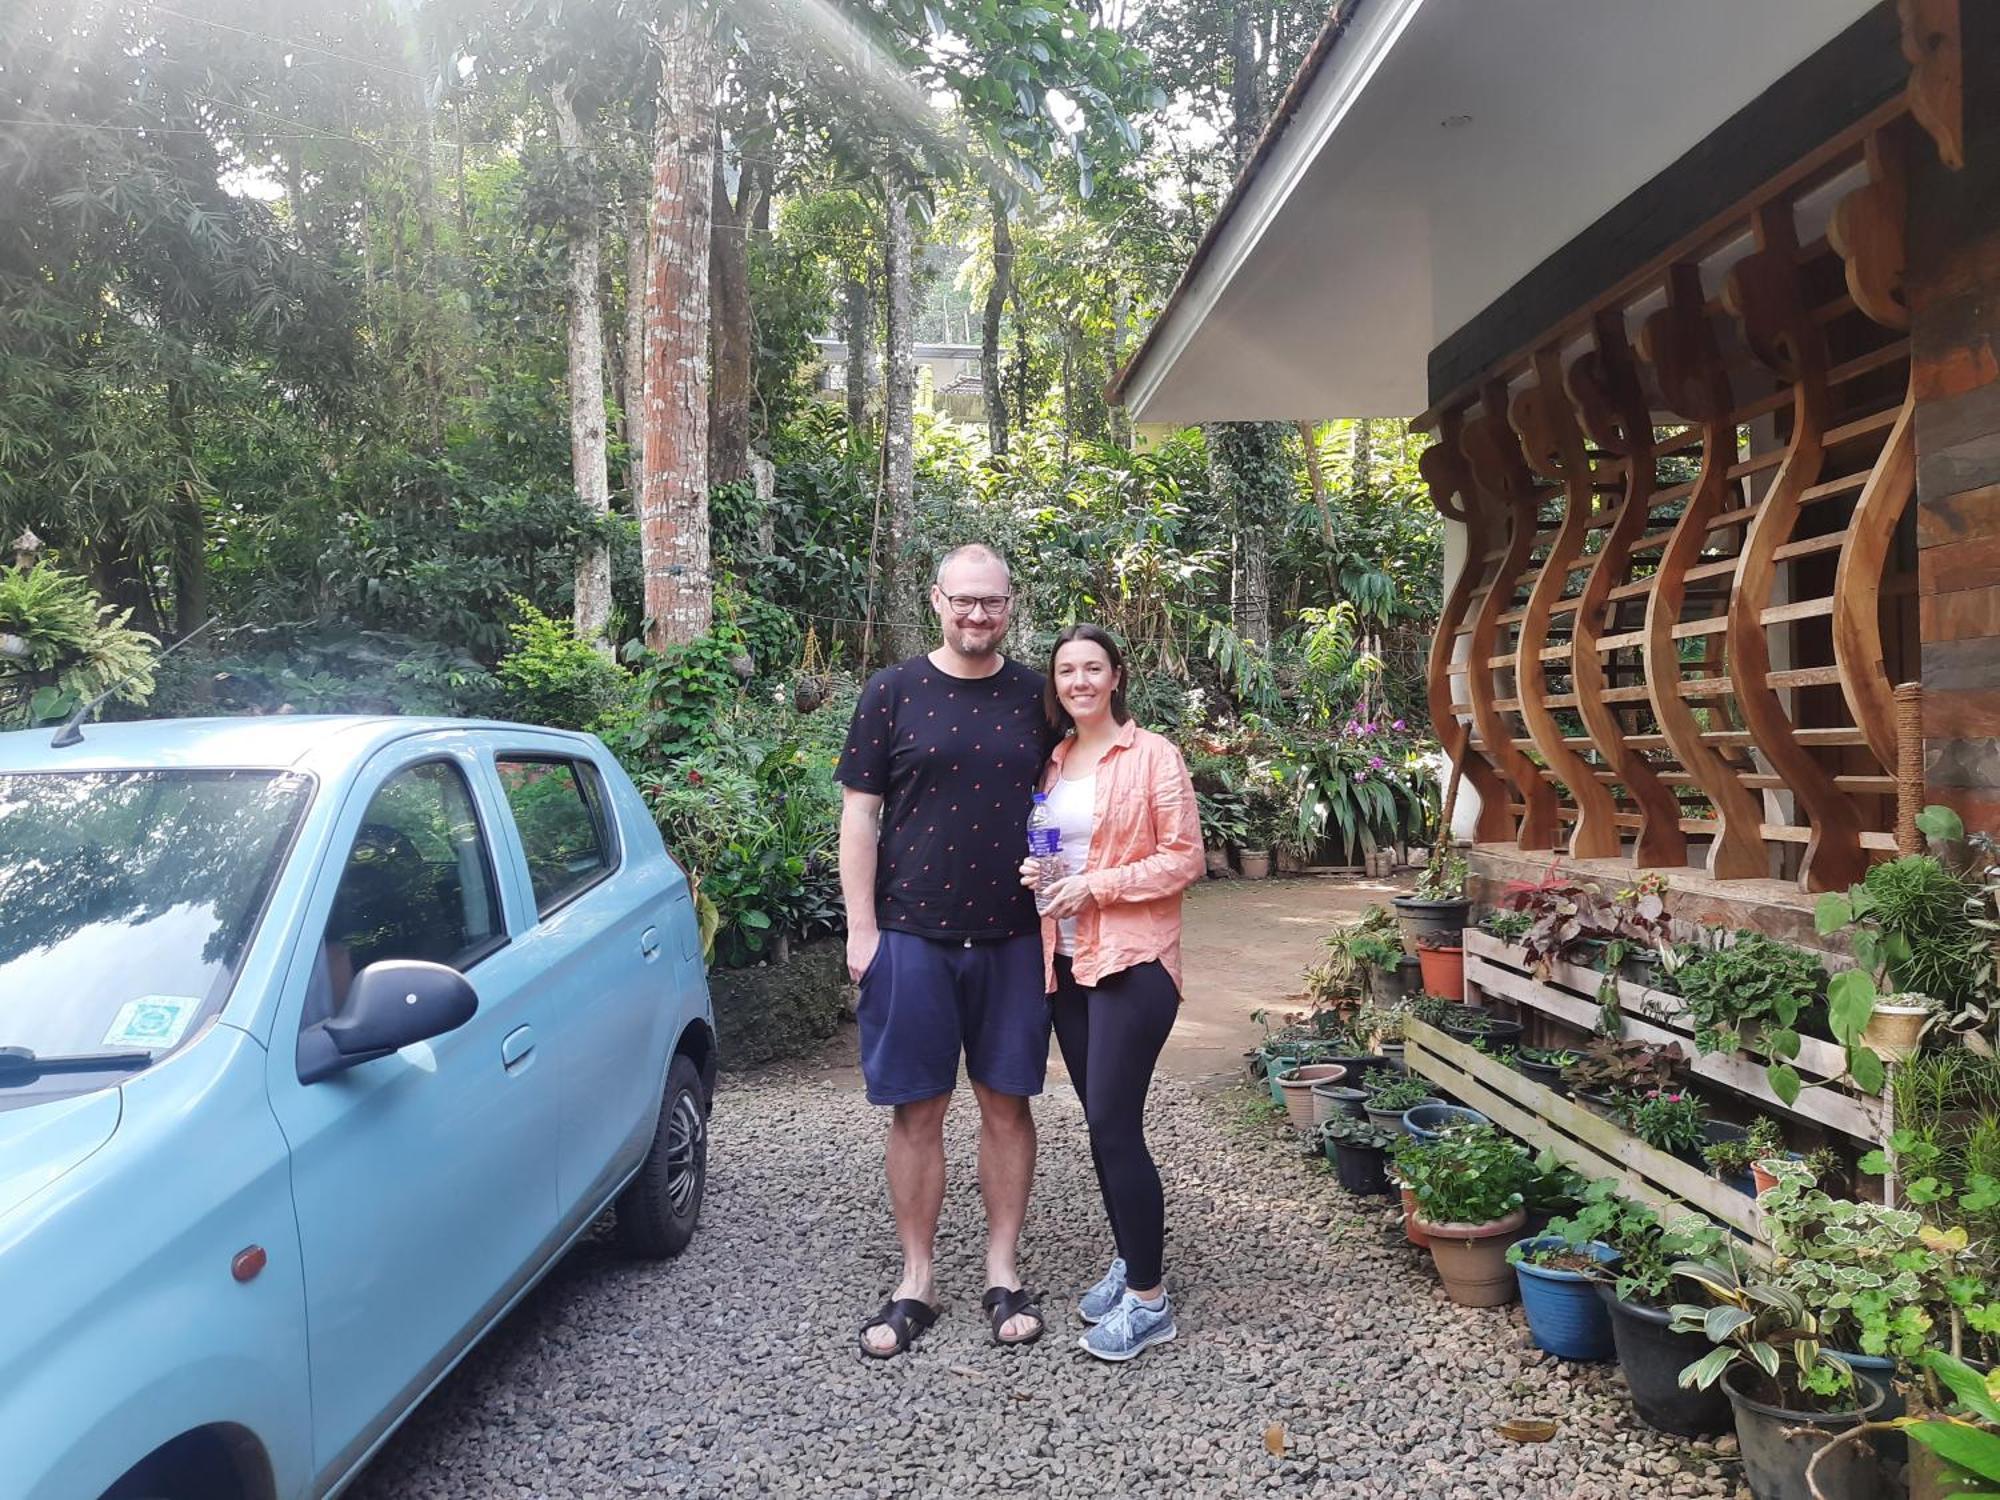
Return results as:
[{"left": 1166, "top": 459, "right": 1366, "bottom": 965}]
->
[
  {"left": 641, "top": 17, "right": 718, "bottom": 649},
  {"left": 881, "top": 191, "right": 921, "bottom": 662},
  {"left": 622, "top": 187, "right": 649, "bottom": 501},
  {"left": 843, "top": 275, "right": 873, "bottom": 448},
  {"left": 707, "top": 155, "right": 762, "bottom": 488},
  {"left": 982, "top": 187, "right": 1012, "bottom": 456},
  {"left": 551, "top": 79, "right": 614, "bottom": 651}
]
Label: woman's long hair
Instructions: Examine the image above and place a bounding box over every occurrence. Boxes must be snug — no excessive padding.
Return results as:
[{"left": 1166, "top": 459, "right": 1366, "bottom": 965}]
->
[{"left": 1043, "top": 623, "right": 1132, "bottom": 735}]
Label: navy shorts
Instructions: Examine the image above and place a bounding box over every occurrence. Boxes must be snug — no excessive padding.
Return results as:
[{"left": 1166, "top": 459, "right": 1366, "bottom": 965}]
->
[{"left": 855, "top": 929, "right": 1050, "bottom": 1106}]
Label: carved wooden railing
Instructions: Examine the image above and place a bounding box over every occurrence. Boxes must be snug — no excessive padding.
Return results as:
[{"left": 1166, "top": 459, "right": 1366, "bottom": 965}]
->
[{"left": 1422, "top": 123, "right": 1920, "bottom": 891}]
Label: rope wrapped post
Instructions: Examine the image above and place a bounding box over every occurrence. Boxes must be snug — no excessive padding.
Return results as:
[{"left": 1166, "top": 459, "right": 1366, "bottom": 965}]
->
[{"left": 1895, "top": 681, "right": 1924, "bottom": 854}]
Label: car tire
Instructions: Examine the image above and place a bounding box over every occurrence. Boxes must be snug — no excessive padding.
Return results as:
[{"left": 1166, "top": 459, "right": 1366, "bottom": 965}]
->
[{"left": 615, "top": 1052, "right": 707, "bottom": 1259}]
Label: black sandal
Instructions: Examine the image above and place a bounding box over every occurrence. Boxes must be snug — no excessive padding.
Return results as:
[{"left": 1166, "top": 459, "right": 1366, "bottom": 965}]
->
[
  {"left": 982, "top": 1285, "right": 1044, "bottom": 1347},
  {"left": 858, "top": 1297, "right": 939, "bottom": 1359}
]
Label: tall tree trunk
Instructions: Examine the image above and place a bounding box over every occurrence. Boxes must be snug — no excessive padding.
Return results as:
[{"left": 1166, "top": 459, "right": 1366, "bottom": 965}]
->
[
  {"left": 707, "top": 154, "right": 758, "bottom": 488},
  {"left": 167, "top": 378, "right": 206, "bottom": 637},
  {"left": 1206, "top": 420, "right": 1287, "bottom": 648},
  {"left": 622, "top": 188, "right": 649, "bottom": 498},
  {"left": 982, "top": 186, "right": 1012, "bottom": 455},
  {"left": 1012, "top": 284, "right": 1030, "bottom": 430},
  {"left": 1297, "top": 420, "right": 1333, "bottom": 542},
  {"left": 1230, "top": 0, "right": 1262, "bottom": 168},
  {"left": 843, "top": 275, "right": 872, "bottom": 448},
  {"left": 641, "top": 16, "right": 718, "bottom": 649},
  {"left": 881, "top": 190, "right": 920, "bottom": 663},
  {"left": 551, "top": 79, "right": 614, "bottom": 651},
  {"left": 1107, "top": 283, "right": 1131, "bottom": 449},
  {"left": 1351, "top": 416, "right": 1374, "bottom": 501}
]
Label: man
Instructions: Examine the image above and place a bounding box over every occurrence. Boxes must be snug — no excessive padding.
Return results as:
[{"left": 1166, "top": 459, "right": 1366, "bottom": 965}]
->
[{"left": 837, "top": 544, "right": 1054, "bottom": 1358}]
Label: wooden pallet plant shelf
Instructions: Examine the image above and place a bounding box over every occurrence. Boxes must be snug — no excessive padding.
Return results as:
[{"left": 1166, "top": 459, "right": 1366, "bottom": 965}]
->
[
  {"left": 1403, "top": 1019, "right": 1770, "bottom": 1251},
  {"left": 1462, "top": 930, "right": 1889, "bottom": 1147}
]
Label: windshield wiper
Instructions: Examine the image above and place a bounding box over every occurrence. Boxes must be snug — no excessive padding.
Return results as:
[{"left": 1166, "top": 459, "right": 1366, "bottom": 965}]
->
[{"left": 0, "top": 1046, "right": 154, "bottom": 1084}]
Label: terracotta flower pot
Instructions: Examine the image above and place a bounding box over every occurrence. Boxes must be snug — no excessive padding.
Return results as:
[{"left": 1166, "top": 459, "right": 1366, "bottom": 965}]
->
[
  {"left": 1204, "top": 845, "right": 1232, "bottom": 878},
  {"left": 1751, "top": 1154, "right": 1805, "bottom": 1197},
  {"left": 1416, "top": 1207, "right": 1528, "bottom": 1307},
  {"left": 1239, "top": 850, "right": 1272, "bottom": 880},
  {"left": 1397, "top": 1182, "right": 1429, "bottom": 1247},
  {"left": 1417, "top": 944, "right": 1465, "bottom": 1001},
  {"left": 1275, "top": 1064, "right": 1346, "bottom": 1132},
  {"left": 1863, "top": 1000, "right": 1933, "bottom": 1062}
]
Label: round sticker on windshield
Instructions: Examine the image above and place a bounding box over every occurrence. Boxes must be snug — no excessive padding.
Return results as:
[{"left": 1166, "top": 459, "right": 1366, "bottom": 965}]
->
[{"left": 102, "top": 996, "right": 201, "bottom": 1052}]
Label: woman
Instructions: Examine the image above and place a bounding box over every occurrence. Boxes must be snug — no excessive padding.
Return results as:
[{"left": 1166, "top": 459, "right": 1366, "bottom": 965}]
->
[{"left": 1019, "top": 624, "right": 1205, "bottom": 1362}]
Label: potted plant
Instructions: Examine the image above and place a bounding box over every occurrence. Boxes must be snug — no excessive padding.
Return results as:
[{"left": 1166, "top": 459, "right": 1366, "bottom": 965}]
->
[
  {"left": 1321, "top": 1115, "right": 1399, "bottom": 1195},
  {"left": 1439, "top": 1008, "right": 1525, "bottom": 1053},
  {"left": 1673, "top": 930, "right": 1837, "bottom": 1104},
  {"left": 1275, "top": 1062, "right": 1347, "bottom": 1132},
  {"left": 1402, "top": 1102, "right": 1489, "bottom": 1142},
  {"left": 1542, "top": 1182, "right": 1732, "bottom": 1437},
  {"left": 1416, "top": 930, "right": 1465, "bottom": 1002},
  {"left": 1348, "top": 933, "right": 1406, "bottom": 1006},
  {"left": 1751, "top": 1143, "right": 1841, "bottom": 1198},
  {"left": 1363, "top": 1072, "right": 1439, "bottom": 1132},
  {"left": 1507, "top": 1236, "right": 1618, "bottom": 1360},
  {"left": 1194, "top": 781, "right": 1250, "bottom": 878},
  {"left": 1815, "top": 805, "right": 1991, "bottom": 1060},
  {"left": 1393, "top": 1124, "right": 1531, "bottom": 1306},
  {"left": 1619, "top": 1089, "right": 1707, "bottom": 1164},
  {"left": 1393, "top": 844, "right": 1470, "bottom": 947},
  {"left": 1669, "top": 1250, "right": 1887, "bottom": 1500},
  {"left": 1521, "top": 1151, "right": 1587, "bottom": 1239},
  {"left": 1758, "top": 1158, "right": 1973, "bottom": 1430},
  {"left": 1561, "top": 1036, "right": 1687, "bottom": 1115},
  {"left": 1702, "top": 1117, "right": 1782, "bottom": 1196},
  {"left": 1312, "top": 1077, "right": 1370, "bottom": 1123},
  {"left": 1238, "top": 778, "right": 1288, "bottom": 880},
  {"left": 1515, "top": 1046, "right": 1579, "bottom": 1095},
  {"left": 1479, "top": 908, "right": 1533, "bottom": 944}
]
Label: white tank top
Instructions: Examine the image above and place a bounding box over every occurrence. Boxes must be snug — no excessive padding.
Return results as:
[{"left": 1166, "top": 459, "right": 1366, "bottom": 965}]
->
[{"left": 1045, "top": 771, "right": 1096, "bottom": 956}]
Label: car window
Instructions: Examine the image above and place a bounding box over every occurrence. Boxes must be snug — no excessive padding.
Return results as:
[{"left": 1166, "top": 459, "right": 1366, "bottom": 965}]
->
[
  {"left": 320, "top": 761, "right": 502, "bottom": 996},
  {"left": 495, "top": 757, "right": 614, "bottom": 915}
]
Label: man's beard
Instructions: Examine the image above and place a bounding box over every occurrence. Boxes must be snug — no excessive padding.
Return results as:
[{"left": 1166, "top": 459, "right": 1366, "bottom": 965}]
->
[{"left": 946, "top": 622, "right": 1002, "bottom": 657}]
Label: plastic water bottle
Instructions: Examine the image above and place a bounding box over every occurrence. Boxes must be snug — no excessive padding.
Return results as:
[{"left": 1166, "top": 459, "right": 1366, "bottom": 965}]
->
[{"left": 1026, "top": 794, "right": 1063, "bottom": 914}]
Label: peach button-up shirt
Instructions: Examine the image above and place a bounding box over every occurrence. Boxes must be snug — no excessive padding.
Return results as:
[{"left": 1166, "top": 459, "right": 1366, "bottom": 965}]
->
[{"left": 1037, "top": 717, "right": 1206, "bottom": 993}]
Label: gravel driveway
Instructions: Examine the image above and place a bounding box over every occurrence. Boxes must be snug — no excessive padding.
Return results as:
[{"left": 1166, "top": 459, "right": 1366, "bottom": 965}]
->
[{"left": 351, "top": 1069, "right": 1744, "bottom": 1499}]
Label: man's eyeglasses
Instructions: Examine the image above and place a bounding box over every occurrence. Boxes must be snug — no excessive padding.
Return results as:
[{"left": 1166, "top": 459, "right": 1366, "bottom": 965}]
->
[{"left": 941, "top": 593, "right": 1012, "bottom": 617}]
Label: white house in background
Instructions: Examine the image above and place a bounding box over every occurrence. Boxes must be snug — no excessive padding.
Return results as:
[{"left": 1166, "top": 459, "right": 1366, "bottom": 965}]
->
[{"left": 810, "top": 338, "right": 987, "bottom": 424}]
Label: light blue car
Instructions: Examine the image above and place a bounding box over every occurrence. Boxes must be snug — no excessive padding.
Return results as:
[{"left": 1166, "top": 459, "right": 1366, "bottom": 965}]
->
[{"left": 0, "top": 716, "right": 716, "bottom": 1500}]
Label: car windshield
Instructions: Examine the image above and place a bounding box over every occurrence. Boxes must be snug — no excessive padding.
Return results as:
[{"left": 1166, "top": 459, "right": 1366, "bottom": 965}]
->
[{"left": 0, "top": 770, "right": 311, "bottom": 1061}]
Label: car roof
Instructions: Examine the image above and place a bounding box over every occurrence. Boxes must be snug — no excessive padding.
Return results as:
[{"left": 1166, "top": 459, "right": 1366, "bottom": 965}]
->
[{"left": 0, "top": 715, "right": 597, "bottom": 776}]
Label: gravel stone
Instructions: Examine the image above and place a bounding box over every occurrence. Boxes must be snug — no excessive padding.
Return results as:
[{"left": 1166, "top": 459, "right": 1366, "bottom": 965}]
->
[{"left": 349, "top": 1073, "right": 1741, "bottom": 1498}]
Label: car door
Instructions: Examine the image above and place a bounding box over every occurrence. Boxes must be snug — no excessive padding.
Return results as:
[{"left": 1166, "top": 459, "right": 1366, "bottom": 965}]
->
[
  {"left": 486, "top": 738, "right": 674, "bottom": 1223},
  {"left": 263, "top": 736, "right": 559, "bottom": 1489}
]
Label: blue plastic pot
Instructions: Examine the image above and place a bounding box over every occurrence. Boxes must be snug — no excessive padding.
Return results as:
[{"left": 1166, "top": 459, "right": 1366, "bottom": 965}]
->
[
  {"left": 1401, "top": 1102, "right": 1489, "bottom": 1141},
  {"left": 1513, "top": 1237, "right": 1616, "bottom": 1360}
]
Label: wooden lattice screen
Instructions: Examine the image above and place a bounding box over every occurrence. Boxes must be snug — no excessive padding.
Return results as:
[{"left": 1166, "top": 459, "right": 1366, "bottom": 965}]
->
[{"left": 1423, "top": 113, "right": 1923, "bottom": 892}]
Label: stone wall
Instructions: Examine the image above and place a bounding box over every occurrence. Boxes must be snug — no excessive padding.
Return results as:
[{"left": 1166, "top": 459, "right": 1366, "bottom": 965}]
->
[{"left": 1912, "top": 3, "right": 2000, "bottom": 835}]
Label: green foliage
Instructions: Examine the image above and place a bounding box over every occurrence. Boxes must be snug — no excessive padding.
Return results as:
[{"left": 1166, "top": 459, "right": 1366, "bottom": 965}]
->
[
  {"left": 1362, "top": 1073, "right": 1435, "bottom": 1112},
  {"left": 1620, "top": 1090, "right": 1707, "bottom": 1157},
  {"left": 1416, "top": 846, "right": 1467, "bottom": 901},
  {"left": 1389, "top": 1123, "right": 1531, "bottom": 1227},
  {"left": 1673, "top": 931, "right": 1827, "bottom": 1056},
  {"left": 1541, "top": 1180, "right": 1725, "bottom": 1306},
  {"left": 495, "top": 602, "right": 625, "bottom": 731},
  {"left": 1702, "top": 1118, "right": 1782, "bottom": 1177},
  {"left": 0, "top": 564, "right": 158, "bottom": 727},
  {"left": 1668, "top": 1249, "right": 1859, "bottom": 1411}
]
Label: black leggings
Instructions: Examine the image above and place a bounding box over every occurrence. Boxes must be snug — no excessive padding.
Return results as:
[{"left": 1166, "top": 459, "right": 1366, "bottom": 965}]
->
[{"left": 1050, "top": 956, "right": 1178, "bottom": 1290}]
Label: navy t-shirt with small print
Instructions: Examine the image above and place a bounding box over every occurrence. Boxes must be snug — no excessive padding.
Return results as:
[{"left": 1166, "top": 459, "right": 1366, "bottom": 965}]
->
[{"left": 837, "top": 654, "right": 1056, "bottom": 941}]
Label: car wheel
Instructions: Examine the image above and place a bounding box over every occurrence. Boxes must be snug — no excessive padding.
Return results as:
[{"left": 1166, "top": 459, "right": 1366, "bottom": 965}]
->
[{"left": 615, "top": 1052, "right": 707, "bottom": 1259}]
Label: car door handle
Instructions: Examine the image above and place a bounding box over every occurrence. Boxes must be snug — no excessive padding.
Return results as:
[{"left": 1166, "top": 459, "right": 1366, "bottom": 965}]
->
[
  {"left": 640, "top": 926, "right": 661, "bottom": 961},
  {"left": 501, "top": 1026, "right": 536, "bottom": 1073}
]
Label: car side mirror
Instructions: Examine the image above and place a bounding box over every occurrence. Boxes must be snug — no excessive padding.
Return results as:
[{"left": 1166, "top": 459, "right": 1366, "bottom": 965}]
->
[{"left": 298, "top": 960, "right": 478, "bottom": 1084}]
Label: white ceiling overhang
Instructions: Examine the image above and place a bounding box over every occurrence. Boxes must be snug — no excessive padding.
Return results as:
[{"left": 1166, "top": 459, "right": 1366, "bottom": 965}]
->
[{"left": 1117, "top": 0, "right": 1884, "bottom": 425}]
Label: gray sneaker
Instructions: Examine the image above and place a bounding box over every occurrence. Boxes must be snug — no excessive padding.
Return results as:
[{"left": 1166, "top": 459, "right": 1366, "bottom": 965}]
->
[
  {"left": 1079, "top": 1291, "right": 1176, "bottom": 1362},
  {"left": 1077, "top": 1257, "right": 1128, "bottom": 1324}
]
